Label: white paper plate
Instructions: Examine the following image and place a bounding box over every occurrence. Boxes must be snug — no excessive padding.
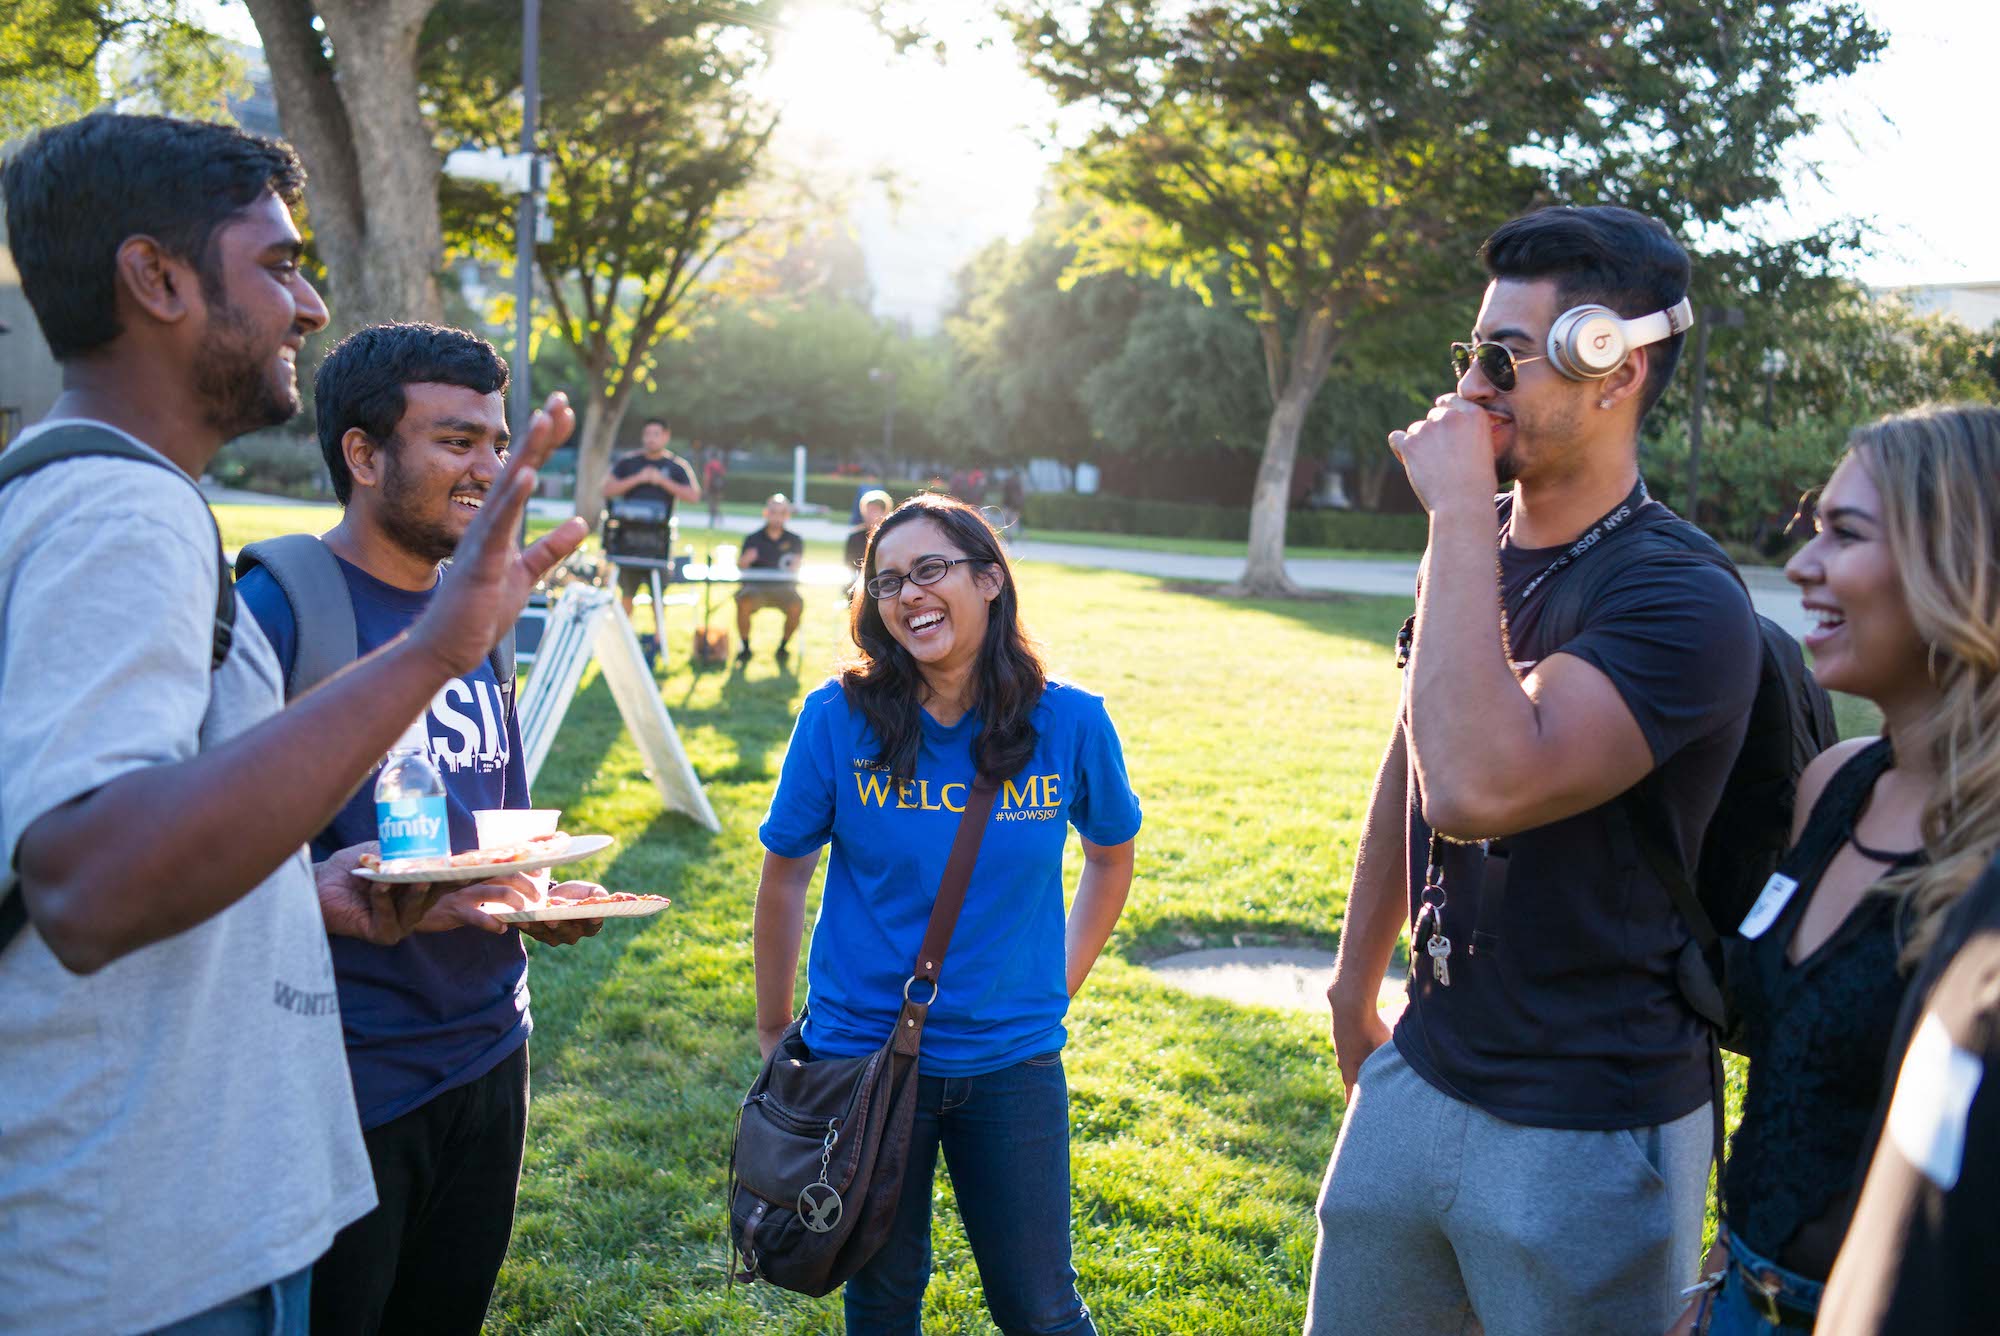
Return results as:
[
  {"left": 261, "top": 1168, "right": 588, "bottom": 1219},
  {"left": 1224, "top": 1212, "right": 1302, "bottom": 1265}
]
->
[
  {"left": 354, "top": 833, "right": 616, "bottom": 884},
  {"left": 485, "top": 897, "right": 671, "bottom": 924}
]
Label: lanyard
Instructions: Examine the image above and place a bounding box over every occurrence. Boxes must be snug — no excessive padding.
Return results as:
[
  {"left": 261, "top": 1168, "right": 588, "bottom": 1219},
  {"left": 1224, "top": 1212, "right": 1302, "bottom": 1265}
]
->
[
  {"left": 1410, "top": 474, "right": 1652, "bottom": 987},
  {"left": 1511, "top": 477, "right": 1650, "bottom": 606}
]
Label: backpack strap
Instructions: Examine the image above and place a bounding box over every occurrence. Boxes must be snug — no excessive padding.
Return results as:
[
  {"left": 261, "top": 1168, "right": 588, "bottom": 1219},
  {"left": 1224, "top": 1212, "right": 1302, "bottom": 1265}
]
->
[
  {"left": 0, "top": 424, "right": 235, "bottom": 956},
  {"left": 235, "top": 536, "right": 517, "bottom": 717},
  {"left": 0, "top": 425, "right": 234, "bottom": 668},
  {"left": 235, "top": 534, "right": 358, "bottom": 699}
]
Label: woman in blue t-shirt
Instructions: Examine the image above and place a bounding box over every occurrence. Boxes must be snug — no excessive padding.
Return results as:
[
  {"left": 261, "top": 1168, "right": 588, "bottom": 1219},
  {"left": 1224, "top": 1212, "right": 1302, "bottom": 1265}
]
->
[
  {"left": 755, "top": 493, "right": 1141, "bottom": 1335},
  {"left": 1669, "top": 404, "right": 2000, "bottom": 1334}
]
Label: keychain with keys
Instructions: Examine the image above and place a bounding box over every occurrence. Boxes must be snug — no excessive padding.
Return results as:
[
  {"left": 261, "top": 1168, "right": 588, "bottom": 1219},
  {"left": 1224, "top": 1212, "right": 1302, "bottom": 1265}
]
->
[
  {"left": 1427, "top": 933, "right": 1453, "bottom": 986},
  {"left": 1416, "top": 834, "right": 1451, "bottom": 988}
]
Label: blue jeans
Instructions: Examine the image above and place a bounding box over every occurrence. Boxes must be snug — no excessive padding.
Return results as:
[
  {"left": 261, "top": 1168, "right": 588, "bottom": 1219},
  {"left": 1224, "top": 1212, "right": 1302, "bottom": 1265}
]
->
[
  {"left": 147, "top": 1265, "right": 311, "bottom": 1336},
  {"left": 1698, "top": 1231, "right": 1822, "bottom": 1334},
  {"left": 843, "top": 1051, "right": 1095, "bottom": 1336}
]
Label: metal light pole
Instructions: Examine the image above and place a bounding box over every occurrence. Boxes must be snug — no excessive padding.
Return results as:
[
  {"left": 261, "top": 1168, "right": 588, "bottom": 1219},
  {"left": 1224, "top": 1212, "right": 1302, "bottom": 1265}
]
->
[
  {"left": 1686, "top": 305, "right": 1744, "bottom": 524},
  {"left": 512, "top": 0, "right": 541, "bottom": 540},
  {"left": 869, "top": 367, "right": 898, "bottom": 483},
  {"left": 1760, "top": 347, "right": 1789, "bottom": 429}
]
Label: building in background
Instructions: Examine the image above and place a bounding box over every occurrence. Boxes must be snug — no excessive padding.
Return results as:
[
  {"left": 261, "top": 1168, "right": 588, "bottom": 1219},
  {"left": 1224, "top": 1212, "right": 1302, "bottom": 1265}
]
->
[{"left": 1874, "top": 280, "right": 2000, "bottom": 330}]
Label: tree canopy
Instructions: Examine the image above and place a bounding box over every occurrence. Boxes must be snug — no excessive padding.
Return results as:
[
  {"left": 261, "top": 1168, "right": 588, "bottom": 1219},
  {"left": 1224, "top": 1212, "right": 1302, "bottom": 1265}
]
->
[{"left": 1001, "top": 0, "right": 1886, "bottom": 592}]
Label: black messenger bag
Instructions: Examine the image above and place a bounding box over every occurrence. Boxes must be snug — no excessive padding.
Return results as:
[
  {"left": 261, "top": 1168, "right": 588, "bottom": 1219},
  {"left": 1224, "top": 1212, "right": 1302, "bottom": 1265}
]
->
[{"left": 727, "top": 779, "right": 998, "bottom": 1297}]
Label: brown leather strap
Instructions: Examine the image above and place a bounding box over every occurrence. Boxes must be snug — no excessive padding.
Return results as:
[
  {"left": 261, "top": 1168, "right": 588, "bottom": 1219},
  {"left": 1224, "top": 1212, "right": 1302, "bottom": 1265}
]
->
[{"left": 907, "top": 779, "right": 999, "bottom": 993}]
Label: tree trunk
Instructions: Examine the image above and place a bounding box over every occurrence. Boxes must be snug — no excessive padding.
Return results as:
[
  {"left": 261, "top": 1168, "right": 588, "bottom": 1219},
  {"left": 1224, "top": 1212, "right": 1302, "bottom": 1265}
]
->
[
  {"left": 1355, "top": 447, "right": 1401, "bottom": 511},
  {"left": 241, "top": 0, "right": 443, "bottom": 345},
  {"left": 1233, "top": 304, "right": 1341, "bottom": 597},
  {"left": 572, "top": 377, "right": 641, "bottom": 527}
]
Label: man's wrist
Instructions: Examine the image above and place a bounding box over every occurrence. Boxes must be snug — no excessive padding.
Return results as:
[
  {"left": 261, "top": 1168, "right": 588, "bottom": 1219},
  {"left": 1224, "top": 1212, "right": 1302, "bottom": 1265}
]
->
[{"left": 1425, "top": 497, "right": 1497, "bottom": 530}]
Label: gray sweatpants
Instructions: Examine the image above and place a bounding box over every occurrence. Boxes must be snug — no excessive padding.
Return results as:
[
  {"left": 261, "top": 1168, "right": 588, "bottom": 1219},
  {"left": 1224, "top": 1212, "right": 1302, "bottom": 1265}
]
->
[{"left": 1304, "top": 1040, "right": 1711, "bottom": 1336}]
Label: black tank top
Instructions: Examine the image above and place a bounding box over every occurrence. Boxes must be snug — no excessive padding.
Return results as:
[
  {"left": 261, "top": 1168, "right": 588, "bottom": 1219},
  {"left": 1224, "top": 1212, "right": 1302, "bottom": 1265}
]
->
[{"left": 1722, "top": 739, "right": 1920, "bottom": 1276}]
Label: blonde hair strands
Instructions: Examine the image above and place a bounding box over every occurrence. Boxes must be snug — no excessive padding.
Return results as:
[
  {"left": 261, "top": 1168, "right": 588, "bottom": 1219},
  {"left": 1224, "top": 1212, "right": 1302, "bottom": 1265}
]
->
[{"left": 1851, "top": 403, "right": 2000, "bottom": 966}]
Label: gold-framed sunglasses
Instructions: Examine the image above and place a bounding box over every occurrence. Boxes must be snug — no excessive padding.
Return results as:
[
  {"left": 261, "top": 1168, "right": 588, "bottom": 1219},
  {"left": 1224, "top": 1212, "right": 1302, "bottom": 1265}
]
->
[{"left": 1450, "top": 341, "right": 1546, "bottom": 392}]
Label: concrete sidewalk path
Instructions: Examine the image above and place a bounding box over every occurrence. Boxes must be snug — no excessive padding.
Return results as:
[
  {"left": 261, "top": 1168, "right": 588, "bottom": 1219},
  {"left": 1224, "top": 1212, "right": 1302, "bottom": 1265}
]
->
[{"left": 205, "top": 485, "right": 1807, "bottom": 639}]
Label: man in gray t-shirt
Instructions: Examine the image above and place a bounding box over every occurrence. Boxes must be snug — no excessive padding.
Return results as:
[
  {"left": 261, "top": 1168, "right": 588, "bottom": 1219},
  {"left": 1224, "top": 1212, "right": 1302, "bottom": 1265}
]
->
[{"left": 0, "top": 115, "right": 586, "bottom": 1334}]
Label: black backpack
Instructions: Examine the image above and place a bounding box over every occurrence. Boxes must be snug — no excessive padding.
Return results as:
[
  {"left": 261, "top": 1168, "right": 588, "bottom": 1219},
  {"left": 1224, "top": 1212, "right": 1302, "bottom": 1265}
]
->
[
  {"left": 1538, "top": 500, "right": 1840, "bottom": 1048},
  {"left": 0, "top": 426, "right": 236, "bottom": 955}
]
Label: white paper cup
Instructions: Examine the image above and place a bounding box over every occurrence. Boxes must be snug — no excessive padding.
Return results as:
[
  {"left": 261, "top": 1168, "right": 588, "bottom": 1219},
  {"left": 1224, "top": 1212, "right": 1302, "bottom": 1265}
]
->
[{"left": 473, "top": 808, "right": 561, "bottom": 850}]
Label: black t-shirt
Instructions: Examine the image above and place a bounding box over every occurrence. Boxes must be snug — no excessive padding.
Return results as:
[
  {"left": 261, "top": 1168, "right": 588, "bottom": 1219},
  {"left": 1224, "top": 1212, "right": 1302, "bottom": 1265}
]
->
[
  {"left": 1392, "top": 498, "right": 1761, "bottom": 1129},
  {"left": 741, "top": 527, "right": 804, "bottom": 586},
  {"left": 609, "top": 452, "right": 690, "bottom": 520},
  {"left": 1818, "top": 854, "right": 2000, "bottom": 1335}
]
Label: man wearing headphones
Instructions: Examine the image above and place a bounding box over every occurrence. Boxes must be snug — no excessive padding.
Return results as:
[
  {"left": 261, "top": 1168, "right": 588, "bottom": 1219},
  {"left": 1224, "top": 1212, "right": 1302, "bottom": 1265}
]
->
[{"left": 1306, "top": 207, "right": 1760, "bottom": 1335}]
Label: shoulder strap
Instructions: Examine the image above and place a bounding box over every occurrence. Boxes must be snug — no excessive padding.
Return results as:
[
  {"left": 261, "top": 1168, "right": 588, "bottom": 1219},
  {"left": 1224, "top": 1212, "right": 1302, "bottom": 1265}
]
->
[
  {"left": 888, "top": 779, "right": 1000, "bottom": 1057},
  {"left": 1, "top": 426, "right": 235, "bottom": 957},
  {"left": 1788, "top": 738, "right": 1897, "bottom": 873},
  {"left": 235, "top": 534, "right": 358, "bottom": 699},
  {"left": 0, "top": 426, "right": 234, "bottom": 669},
  {"left": 912, "top": 780, "right": 1001, "bottom": 985}
]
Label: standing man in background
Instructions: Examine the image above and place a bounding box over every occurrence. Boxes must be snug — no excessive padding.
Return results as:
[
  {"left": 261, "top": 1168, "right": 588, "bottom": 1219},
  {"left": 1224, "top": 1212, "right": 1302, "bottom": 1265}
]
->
[{"left": 603, "top": 416, "right": 699, "bottom": 628}]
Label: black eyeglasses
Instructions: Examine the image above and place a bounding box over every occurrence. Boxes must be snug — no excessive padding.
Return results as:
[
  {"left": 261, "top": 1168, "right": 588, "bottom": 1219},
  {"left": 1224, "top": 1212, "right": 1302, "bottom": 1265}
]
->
[
  {"left": 866, "top": 554, "right": 980, "bottom": 599},
  {"left": 1450, "top": 341, "right": 1546, "bottom": 392}
]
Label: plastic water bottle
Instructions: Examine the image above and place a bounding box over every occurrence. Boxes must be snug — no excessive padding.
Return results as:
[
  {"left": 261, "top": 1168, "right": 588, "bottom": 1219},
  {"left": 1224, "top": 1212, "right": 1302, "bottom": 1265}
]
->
[{"left": 375, "top": 715, "right": 449, "bottom": 869}]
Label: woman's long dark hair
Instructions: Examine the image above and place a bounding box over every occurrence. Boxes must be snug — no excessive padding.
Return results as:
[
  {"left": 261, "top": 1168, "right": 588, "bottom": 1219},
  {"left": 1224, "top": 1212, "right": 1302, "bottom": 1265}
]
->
[{"left": 841, "top": 494, "right": 1046, "bottom": 784}]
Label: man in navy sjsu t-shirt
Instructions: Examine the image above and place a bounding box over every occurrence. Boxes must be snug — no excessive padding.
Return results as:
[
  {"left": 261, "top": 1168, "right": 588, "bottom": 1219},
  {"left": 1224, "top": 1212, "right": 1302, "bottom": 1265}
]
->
[{"left": 239, "top": 324, "right": 604, "bottom": 1334}]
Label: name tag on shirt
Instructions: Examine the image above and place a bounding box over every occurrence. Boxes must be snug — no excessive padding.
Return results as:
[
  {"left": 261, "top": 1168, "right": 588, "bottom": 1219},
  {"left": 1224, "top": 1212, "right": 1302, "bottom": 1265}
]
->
[
  {"left": 1737, "top": 872, "right": 1799, "bottom": 940},
  {"left": 1886, "top": 1013, "right": 1985, "bottom": 1191}
]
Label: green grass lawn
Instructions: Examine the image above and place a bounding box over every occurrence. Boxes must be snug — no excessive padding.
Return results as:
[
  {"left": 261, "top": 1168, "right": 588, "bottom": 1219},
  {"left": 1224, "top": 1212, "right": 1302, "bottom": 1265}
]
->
[{"left": 206, "top": 499, "right": 1869, "bottom": 1332}]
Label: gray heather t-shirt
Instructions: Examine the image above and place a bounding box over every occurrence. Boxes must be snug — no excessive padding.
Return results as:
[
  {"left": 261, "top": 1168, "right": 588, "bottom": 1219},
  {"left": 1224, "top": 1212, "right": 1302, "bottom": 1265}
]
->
[{"left": 0, "top": 422, "right": 374, "bottom": 1334}]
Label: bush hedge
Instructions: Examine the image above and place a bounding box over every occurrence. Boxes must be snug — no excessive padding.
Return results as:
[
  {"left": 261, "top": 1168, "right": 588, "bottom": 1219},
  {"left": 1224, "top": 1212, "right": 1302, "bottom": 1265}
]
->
[
  {"left": 207, "top": 431, "right": 331, "bottom": 499},
  {"left": 1021, "top": 491, "right": 1429, "bottom": 551}
]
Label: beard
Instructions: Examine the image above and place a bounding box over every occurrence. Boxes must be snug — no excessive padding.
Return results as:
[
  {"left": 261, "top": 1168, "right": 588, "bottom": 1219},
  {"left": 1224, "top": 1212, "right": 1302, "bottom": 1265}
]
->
[
  {"left": 192, "top": 288, "right": 297, "bottom": 438},
  {"left": 377, "top": 445, "right": 464, "bottom": 566}
]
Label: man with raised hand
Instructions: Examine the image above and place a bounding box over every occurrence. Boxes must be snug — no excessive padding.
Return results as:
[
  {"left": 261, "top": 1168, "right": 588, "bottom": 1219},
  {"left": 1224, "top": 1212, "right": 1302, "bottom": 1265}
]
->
[
  {"left": 1306, "top": 207, "right": 1760, "bottom": 1335},
  {"left": 0, "top": 114, "right": 584, "bottom": 1335},
  {"left": 237, "top": 321, "right": 605, "bottom": 1333}
]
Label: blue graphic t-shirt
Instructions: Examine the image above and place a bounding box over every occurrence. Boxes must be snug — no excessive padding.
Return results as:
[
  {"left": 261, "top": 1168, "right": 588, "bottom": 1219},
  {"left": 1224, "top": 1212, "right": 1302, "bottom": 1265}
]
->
[
  {"left": 238, "top": 553, "right": 531, "bottom": 1131},
  {"left": 760, "top": 679, "right": 1142, "bottom": 1076}
]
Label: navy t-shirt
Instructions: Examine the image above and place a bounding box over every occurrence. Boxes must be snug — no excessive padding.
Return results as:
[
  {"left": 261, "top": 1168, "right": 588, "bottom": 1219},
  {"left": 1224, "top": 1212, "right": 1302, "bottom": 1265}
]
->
[
  {"left": 759, "top": 679, "right": 1142, "bottom": 1076},
  {"left": 1393, "top": 501, "right": 1761, "bottom": 1129},
  {"left": 238, "top": 554, "right": 531, "bottom": 1131}
]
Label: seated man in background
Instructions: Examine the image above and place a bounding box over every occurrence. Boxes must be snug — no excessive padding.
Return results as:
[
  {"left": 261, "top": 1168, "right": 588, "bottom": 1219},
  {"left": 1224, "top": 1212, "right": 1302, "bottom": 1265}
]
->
[
  {"left": 844, "top": 487, "right": 892, "bottom": 595},
  {"left": 736, "top": 492, "right": 805, "bottom": 664},
  {"left": 237, "top": 321, "right": 607, "bottom": 1335}
]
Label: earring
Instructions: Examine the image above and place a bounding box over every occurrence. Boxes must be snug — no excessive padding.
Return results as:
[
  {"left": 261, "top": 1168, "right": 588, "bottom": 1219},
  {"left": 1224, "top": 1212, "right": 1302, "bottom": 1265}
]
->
[{"left": 1598, "top": 397, "right": 1612, "bottom": 410}]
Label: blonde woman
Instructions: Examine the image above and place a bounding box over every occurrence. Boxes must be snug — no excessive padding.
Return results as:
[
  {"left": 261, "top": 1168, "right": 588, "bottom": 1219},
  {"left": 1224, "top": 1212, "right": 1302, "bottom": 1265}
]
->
[{"left": 1670, "top": 403, "right": 2000, "bottom": 1334}]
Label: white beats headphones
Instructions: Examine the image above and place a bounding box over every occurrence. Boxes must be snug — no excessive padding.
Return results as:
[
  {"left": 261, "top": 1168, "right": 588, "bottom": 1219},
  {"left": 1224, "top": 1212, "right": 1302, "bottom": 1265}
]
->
[{"left": 1545, "top": 296, "right": 1695, "bottom": 381}]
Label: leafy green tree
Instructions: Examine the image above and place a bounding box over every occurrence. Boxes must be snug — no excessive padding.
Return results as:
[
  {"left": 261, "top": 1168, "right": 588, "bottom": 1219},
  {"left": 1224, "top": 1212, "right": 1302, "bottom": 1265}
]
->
[
  {"left": 943, "top": 207, "right": 1143, "bottom": 469},
  {"left": 640, "top": 297, "right": 957, "bottom": 469},
  {"left": 1002, "top": 0, "right": 1884, "bottom": 594},
  {"left": 0, "top": 0, "right": 246, "bottom": 141}
]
